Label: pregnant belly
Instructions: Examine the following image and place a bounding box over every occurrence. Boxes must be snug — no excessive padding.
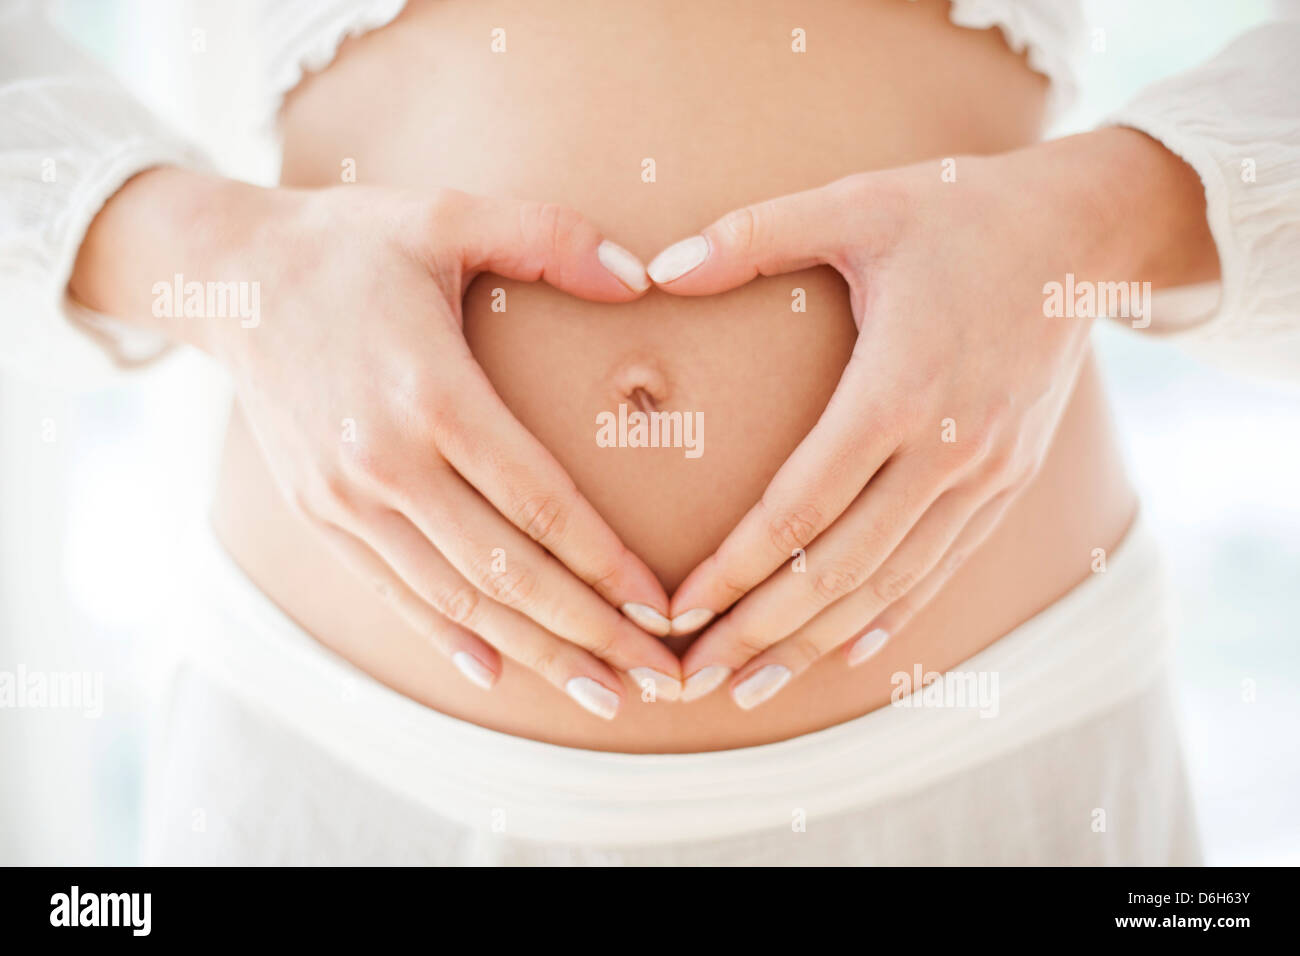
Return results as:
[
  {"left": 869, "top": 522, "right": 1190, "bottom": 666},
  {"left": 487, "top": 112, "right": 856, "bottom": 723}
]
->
[{"left": 212, "top": 0, "right": 1137, "bottom": 751}]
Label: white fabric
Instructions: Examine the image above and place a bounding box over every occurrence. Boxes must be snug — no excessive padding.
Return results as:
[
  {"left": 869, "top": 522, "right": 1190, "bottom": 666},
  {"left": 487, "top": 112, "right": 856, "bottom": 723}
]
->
[
  {"left": 1108, "top": 20, "right": 1300, "bottom": 380},
  {"left": 139, "top": 513, "right": 1200, "bottom": 863}
]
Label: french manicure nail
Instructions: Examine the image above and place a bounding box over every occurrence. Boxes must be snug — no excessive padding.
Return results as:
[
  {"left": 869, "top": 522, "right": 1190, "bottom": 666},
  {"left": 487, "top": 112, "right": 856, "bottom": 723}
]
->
[
  {"left": 597, "top": 240, "right": 650, "bottom": 292},
  {"left": 670, "top": 607, "right": 714, "bottom": 635},
  {"left": 681, "top": 665, "right": 731, "bottom": 702},
  {"left": 565, "top": 677, "right": 621, "bottom": 720},
  {"left": 622, "top": 602, "right": 672, "bottom": 637},
  {"left": 629, "top": 667, "right": 683, "bottom": 701},
  {"left": 732, "top": 665, "right": 792, "bottom": 710},
  {"left": 647, "top": 235, "right": 709, "bottom": 284},
  {"left": 452, "top": 652, "right": 496, "bottom": 689},
  {"left": 848, "top": 628, "right": 891, "bottom": 667}
]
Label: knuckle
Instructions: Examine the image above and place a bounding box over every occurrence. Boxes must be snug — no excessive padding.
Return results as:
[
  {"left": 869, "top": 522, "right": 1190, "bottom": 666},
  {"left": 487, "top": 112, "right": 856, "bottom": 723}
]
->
[
  {"left": 515, "top": 493, "right": 569, "bottom": 547},
  {"left": 719, "top": 203, "right": 764, "bottom": 255},
  {"left": 340, "top": 439, "right": 399, "bottom": 495},
  {"left": 788, "top": 634, "right": 824, "bottom": 668},
  {"left": 528, "top": 650, "right": 565, "bottom": 684},
  {"left": 588, "top": 557, "right": 623, "bottom": 595},
  {"left": 432, "top": 583, "right": 480, "bottom": 626},
  {"left": 814, "top": 557, "right": 870, "bottom": 602},
  {"left": 478, "top": 561, "right": 538, "bottom": 609},
  {"left": 583, "top": 629, "right": 618, "bottom": 662},
  {"left": 871, "top": 565, "right": 919, "bottom": 604},
  {"left": 416, "top": 390, "right": 462, "bottom": 445},
  {"left": 729, "top": 630, "right": 769, "bottom": 659},
  {"left": 766, "top": 502, "right": 823, "bottom": 555},
  {"left": 533, "top": 201, "right": 582, "bottom": 253},
  {"left": 715, "top": 570, "right": 751, "bottom": 603}
]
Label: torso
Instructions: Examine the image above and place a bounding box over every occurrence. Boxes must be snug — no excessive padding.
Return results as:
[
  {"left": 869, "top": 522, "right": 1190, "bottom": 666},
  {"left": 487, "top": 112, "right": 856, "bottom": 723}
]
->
[{"left": 212, "top": 0, "right": 1137, "bottom": 752}]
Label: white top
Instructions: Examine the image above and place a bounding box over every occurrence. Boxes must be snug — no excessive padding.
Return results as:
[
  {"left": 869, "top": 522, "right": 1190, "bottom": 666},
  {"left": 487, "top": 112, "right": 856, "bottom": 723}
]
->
[{"left": 2, "top": 0, "right": 1298, "bottom": 382}]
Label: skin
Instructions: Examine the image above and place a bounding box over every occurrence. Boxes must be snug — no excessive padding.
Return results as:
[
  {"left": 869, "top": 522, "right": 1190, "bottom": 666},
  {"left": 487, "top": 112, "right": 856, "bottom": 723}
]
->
[
  {"left": 69, "top": 169, "right": 684, "bottom": 715},
  {"left": 655, "top": 128, "right": 1219, "bottom": 706},
  {"left": 66, "top": 0, "right": 1219, "bottom": 747}
]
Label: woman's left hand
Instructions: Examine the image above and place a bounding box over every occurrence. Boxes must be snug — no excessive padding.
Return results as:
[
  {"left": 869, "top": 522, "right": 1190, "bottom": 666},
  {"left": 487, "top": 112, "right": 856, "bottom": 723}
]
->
[{"left": 649, "top": 129, "right": 1198, "bottom": 708}]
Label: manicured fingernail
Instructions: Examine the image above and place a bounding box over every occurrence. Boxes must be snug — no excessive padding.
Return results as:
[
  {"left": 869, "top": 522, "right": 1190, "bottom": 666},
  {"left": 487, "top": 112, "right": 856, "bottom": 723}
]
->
[
  {"left": 452, "top": 652, "right": 496, "bottom": 689},
  {"left": 681, "top": 665, "right": 731, "bottom": 702},
  {"left": 629, "top": 667, "right": 683, "bottom": 702},
  {"left": 647, "top": 235, "right": 709, "bottom": 284},
  {"left": 565, "top": 677, "right": 620, "bottom": 720},
  {"left": 732, "top": 665, "right": 792, "bottom": 710},
  {"left": 622, "top": 602, "right": 672, "bottom": 637},
  {"left": 848, "top": 628, "right": 891, "bottom": 667},
  {"left": 670, "top": 607, "right": 714, "bottom": 635},
  {"left": 597, "top": 240, "right": 650, "bottom": 292}
]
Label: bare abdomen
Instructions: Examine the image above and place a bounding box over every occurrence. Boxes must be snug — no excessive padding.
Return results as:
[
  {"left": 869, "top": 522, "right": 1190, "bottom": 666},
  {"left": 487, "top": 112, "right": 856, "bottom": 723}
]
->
[{"left": 210, "top": 0, "right": 1136, "bottom": 751}]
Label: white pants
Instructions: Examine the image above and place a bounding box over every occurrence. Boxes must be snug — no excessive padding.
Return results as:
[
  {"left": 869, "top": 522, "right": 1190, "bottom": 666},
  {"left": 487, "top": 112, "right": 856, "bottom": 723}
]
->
[{"left": 142, "top": 516, "right": 1200, "bottom": 865}]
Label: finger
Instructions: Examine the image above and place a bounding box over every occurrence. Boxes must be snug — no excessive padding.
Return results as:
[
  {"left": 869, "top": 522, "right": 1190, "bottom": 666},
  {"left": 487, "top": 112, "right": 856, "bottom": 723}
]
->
[
  {"left": 681, "top": 457, "right": 952, "bottom": 682},
  {"left": 667, "top": 345, "right": 901, "bottom": 635},
  {"left": 432, "top": 360, "right": 674, "bottom": 637},
  {"left": 842, "top": 488, "right": 1018, "bottom": 665},
  {"left": 451, "top": 192, "right": 651, "bottom": 299},
  {"left": 645, "top": 177, "right": 865, "bottom": 293},
  {"left": 389, "top": 462, "right": 683, "bottom": 696},
  {"left": 314, "top": 521, "right": 502, "bottom": 690},
  {"left": 714, "top": 486, "right": 993, "bottom": 710},
  {"left": 342, "top": 505, "right": 633, "bottom": 720}
]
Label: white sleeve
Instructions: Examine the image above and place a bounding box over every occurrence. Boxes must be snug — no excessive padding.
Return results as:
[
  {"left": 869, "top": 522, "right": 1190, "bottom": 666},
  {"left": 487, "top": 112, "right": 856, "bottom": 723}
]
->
[
  {"left": 1105, "top": 21, "right": 1300, "bottom": 381},
  {"left": 0, "top": 0, "right": 210, "bottom": 384}
]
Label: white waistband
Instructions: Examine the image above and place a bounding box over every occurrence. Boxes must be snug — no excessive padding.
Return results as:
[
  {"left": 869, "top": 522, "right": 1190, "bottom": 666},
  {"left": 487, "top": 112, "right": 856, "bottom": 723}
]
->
[{"left": 177, "top": 515, "right": 1171, "bottom": 846}]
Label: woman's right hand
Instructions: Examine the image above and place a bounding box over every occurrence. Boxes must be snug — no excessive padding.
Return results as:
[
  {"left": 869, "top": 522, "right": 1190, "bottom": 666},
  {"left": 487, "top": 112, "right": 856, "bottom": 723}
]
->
[{"left": 70, "top": 167, "right": 683, "bottom": 718}]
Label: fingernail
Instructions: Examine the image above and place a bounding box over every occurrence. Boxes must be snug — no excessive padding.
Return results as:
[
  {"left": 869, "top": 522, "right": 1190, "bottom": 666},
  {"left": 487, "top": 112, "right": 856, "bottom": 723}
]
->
[
  {"left": 452, "top": 651, "right": 496, "bottom": 689},
  {"left": 565, "top": 676, "right": 620, "bottom": 720},
  {"left": 647, "top": 235, "right": 709, "bottom": 284},
  {"left": 670, "top": 607, "right": 714, "bottom": 636},
  {"left": 732, "top": 665, "right": 792, "bottom": 710},
  {"left": 622, "top": 602, "right": 672, "bottom": 637},
  {"left": 597, "top": 240, "right": 650, "bottom": 293},
  {"left": 681, "top": 665, "right": 731, "bottom": 702},
  {"left": 848, "top": 628, "right": 891, "bottom": 667},
  {"left": 629, "top": 667, "right": 683, "bottom": 702}
]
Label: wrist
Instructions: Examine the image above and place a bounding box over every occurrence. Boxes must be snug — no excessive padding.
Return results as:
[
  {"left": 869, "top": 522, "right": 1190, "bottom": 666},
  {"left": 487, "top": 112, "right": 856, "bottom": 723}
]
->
[
  {"left": 998, "top": 128, "right": 1218, "bottom": 288},
  {"left": 68, "top": 167, "right": 285, "bottom": 356}
]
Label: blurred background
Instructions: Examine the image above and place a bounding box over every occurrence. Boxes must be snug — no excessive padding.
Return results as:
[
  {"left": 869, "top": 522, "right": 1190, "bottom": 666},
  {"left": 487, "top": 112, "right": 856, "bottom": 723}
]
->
[{"left": 1, "top": 0, "right": 1296, "bottom": 864}]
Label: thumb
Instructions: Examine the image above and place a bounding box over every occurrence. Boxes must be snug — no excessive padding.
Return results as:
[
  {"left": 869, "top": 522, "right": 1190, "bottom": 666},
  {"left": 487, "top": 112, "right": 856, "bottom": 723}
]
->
[
  {"left": 451, "top": 192, "right": 649, "bottom": 302},
  {"left": 646, "top": 178, "right": 863, "bottom": 295}
]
